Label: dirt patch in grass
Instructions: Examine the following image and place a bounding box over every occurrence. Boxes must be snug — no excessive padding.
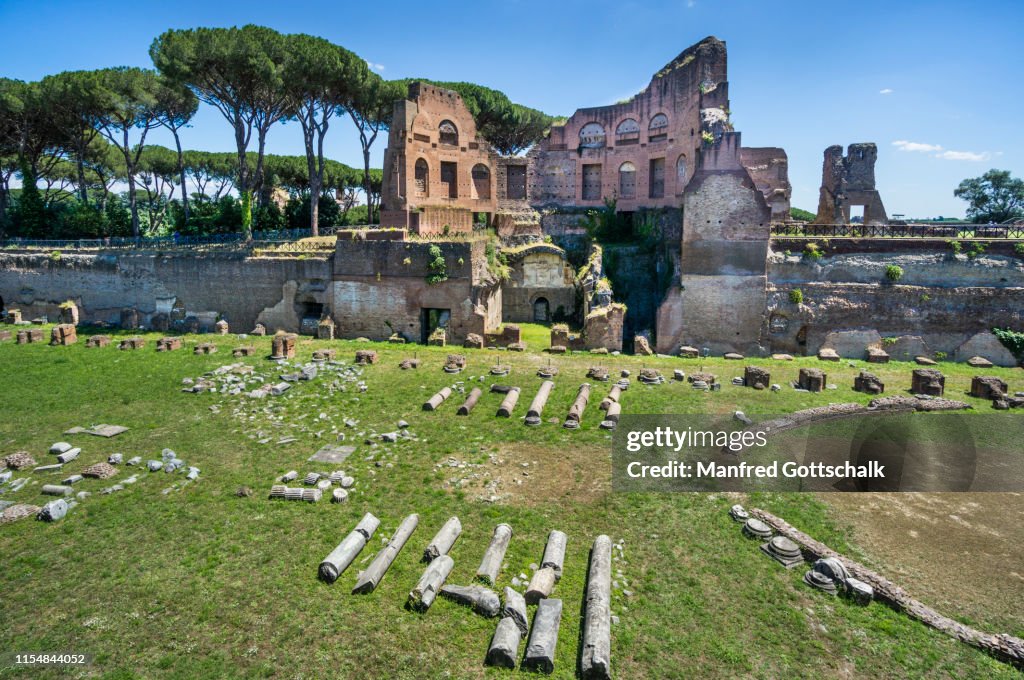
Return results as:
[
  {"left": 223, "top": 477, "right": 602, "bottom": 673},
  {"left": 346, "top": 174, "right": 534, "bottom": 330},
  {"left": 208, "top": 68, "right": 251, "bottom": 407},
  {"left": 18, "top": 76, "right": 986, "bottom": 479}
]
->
[
  {"left": 822, "top": 492, "right": 1024, "bottom": 634},
  {"left": 438, "top": 442, "right": 610, "bottom": 507}
]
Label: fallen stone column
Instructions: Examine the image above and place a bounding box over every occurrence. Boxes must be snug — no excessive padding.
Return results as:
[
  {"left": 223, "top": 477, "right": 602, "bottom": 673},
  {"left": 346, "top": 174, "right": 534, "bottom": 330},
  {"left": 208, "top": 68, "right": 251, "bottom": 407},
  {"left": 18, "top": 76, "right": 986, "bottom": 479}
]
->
[
  {"left": 599, "top": 385, "right": 622, "bottom": 411},
  {"left": 541, "top": 530, "right": 568, "bottom": 580},
  {"left": 352, "top": 513, "right": 419, "bottom": 594},
  {"left": 486, "top": 617, "right": 522, "bottom": 668},
  {"left": 476, "top": 523, "right": 513, "bottom": 584},
  {"left": 319, "top": 512, "right": 381, "bottom": 584},
  {"left": 525, "top": 566, "right": 557, "bottom": 605},
  {"left": 408, "top": 554, "right": 455, "bottom": 612},
  {"left": 751, "top": 508, "right": 1024, "bottom": 669},
  {"left": 526, "top": 380, "right": 555, "bottom": 426},
  {"left": 423, "top": 387, "right": 453, "bottom": 411},
  {"left": 524, "top": 597, "right": 563, "bottom": 673},
  {"left": 604, "top": 401, "right": 622, "bottom": 423},
  {"left": 41, "top": 484, "right": 73, "bottom": 496},
  {"left": 457, "top": 388, "right": 483, "bottom": 415},
  {"left": 496, "top": 388, "right": 521, "bottom": 418},
  {"left": 440, "top": 584, "right": 501, "bottom": 617},
  {"left": 581, "top": 535, "right": 612, "bottom": 679},
  {"left": 501, "top": 586, "right": 529, "bottom": 635},
  {"left": 424, "top": 516, "right": 462, "bottom": 562},
  {"left": 564, "top": 384, "right": 591, "bottom": 428}
]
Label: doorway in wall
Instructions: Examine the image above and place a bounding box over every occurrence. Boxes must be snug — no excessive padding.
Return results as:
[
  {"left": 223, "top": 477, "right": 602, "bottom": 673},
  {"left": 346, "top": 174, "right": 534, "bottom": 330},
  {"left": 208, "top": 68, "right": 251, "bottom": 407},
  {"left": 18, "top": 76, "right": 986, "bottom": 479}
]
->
[
  {"left": 533, "top": 297, "right": 550, "bottom": 323},
  {"left": 420, "top": 308, "right": 451, "bottom": 344}
]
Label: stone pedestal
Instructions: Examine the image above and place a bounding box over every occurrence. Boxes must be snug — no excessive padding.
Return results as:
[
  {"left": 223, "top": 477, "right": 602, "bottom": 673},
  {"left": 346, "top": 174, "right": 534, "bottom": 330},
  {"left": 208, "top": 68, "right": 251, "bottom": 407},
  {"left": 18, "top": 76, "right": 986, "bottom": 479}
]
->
[
  {"left": 271, "top": 333, "right": 297, "bottom": 359},
  {"left": 355, "top": 350, "right": 378, "bottom": 365},
  {"left": 317, "top": 318, "right": 335, "bottom": 340},
  {"left": 214, "top": 319, "right": 229, "bottom": 335},
  {"left": 797, "top": 368, "right": 826, "bottom": 392},
  {"left": 120, "top": 308, "right": 139, "bottom": 330},
  {"left": 743, "top": 366, "right": 770, "bottom": 389},
  {"left": 85, "top": 335, "right": 111, "bottom": 348},
  {"left": 866, "top": 347, "right": 890, "bottom": 363},
  {"left": 970, "top": 376, "right": 1007, "bottom": 400},
  {"left": 911, "top": 369, "right": 944, "bottom": 396},
  {"left": 119, "top": 337, "right": 145, "bottom": 350},
  {"left": 156, "top": 337, "right": 182, "bottom": 352},
  {"left": 853, "top": 371, "right": 884, "bottom": 395},
  {"left": 59, "top": 302, "right": 79, "bottom": 326},
  {"left": 50, "top": 324, "right": 77, "bottom": 345}
]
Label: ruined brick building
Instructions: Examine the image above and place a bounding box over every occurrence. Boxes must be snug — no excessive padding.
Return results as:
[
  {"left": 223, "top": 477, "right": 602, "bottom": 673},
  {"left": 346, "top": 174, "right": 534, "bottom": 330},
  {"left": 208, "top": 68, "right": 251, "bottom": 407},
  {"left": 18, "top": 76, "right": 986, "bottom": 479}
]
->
[{"left": 3, "top": 36, "right": 1021, "bottom": 363}]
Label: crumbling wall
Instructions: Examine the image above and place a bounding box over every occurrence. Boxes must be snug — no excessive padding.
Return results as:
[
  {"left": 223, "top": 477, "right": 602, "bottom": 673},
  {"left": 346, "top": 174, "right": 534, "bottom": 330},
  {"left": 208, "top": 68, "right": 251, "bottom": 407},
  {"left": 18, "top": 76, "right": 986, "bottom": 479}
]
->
[
  {"left": 740, "top": 147, "right": 791, "bottom": 221},
  {"left": 657, "top": 132, "right": 772, "bottom": 355},
  {"left": 501, "top": 244, "right": 576, "bottom": 323},
  {"left": 814, "top": 143, "right": 888, "bottom": 225},
  {"left": 0, "top": 251, "right": 331, "bottom": 332}
]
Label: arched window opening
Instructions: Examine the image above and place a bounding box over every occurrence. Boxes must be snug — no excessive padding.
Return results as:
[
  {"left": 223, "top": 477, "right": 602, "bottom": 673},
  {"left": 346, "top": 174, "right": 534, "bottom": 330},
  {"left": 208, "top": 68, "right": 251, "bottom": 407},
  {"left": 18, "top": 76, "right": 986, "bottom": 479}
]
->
[
  {"left": 439, "top": 120, "right": 459, "bottom": 146},
  {"left": 471, "top": 164, "right": 490, "bottom": 200},
  {"left": 675, "top": 155, "right": 688, "bottom": 194},
  {"left": 649, "top": 113, "right": 669, "bottom": 142},
  {"left": 414, "top": 159, "right": 429, "bottom": 197},
  {"left": 579, "top": 122, "right": 606, "bottom": 149},
  {"left": 615, "top": 118, "right": 640, "bottom": 146},
  {"left": 618, "top": 162, "right": 636, "bottom": 199}
]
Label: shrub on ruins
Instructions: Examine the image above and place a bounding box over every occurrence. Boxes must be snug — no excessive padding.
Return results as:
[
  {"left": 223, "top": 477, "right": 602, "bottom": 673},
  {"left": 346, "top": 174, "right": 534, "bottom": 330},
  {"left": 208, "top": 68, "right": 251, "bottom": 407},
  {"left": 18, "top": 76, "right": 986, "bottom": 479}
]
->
[
  {"left": 789, "top": 289, "right": 803, "bottom": 304},
  {"left": 992, "top": 327, "right": 1024, "bottom": 364},
  {"left": 885, "top": 264, "right": 904, "bottom": 281},
  {"left": 426, "top": 245, "right": 448, "bottom": 284},
  {"left": 1015, "top": 242, "right": 1024, "bottom": 256},
  {"left": 803, "top": 242, "right": 824, "bottom": 260}
]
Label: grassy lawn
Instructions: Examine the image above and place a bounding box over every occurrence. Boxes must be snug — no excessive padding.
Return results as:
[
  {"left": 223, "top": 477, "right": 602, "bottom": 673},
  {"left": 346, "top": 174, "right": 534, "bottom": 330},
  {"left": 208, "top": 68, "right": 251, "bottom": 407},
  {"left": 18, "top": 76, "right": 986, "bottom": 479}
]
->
[{"left": 0, "top": 324, "right": 1020, "bottom": 678}]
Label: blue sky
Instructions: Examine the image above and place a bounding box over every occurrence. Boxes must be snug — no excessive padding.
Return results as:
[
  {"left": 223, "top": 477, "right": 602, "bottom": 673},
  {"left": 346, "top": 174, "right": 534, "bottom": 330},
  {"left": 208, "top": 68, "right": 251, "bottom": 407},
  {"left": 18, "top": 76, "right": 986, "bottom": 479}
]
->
[{"left": 2, "top": 0, "right": 1022, "bottom": 218}]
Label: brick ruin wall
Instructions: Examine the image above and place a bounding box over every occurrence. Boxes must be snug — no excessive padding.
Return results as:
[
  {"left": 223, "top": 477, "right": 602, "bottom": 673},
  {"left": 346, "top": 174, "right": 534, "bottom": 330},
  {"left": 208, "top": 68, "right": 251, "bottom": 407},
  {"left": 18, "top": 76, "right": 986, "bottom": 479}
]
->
[
  {"left": 764, "top": 247, "right": 1024, "bottom": 363},
  {"left": 0, "top": 238, "right": 501, "bottom": 345}
]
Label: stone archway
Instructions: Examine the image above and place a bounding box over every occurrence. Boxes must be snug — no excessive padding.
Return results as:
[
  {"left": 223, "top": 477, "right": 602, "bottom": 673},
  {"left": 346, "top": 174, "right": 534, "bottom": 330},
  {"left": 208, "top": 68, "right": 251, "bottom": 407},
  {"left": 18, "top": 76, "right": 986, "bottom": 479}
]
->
[{"left": 533, "top": 296, "right": 550, "bottom": 323}]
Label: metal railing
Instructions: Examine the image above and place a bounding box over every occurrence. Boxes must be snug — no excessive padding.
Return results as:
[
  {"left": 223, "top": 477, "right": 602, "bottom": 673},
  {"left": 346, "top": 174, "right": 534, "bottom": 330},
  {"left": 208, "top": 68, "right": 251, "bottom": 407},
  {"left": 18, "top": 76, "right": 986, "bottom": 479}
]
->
[
  {"left": 0, "top": 225, "right": 376, "bottom": 251},
  {"left": 771, "top": 223, "right": 1024, "bottom": 239}
]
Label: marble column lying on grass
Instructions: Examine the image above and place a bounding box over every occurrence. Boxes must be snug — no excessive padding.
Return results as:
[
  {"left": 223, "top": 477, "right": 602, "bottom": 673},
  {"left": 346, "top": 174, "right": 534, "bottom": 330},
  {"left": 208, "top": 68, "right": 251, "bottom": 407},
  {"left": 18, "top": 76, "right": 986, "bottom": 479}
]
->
[
  {"left": 319, "top": 512, "right": 381, "bottom": 583},
  {"left": 424, "top": 516, "right": 462, "bottom": 562},
  {"left": 423, "top": 387, "right": 452, "bottom": 411},
  {"left": 352, "top": 513, "right": 419, "bottom": 594},
  {"left": 523, "top": 597, "right": 563, "bottom": 673},
  {"left": 581, "top": 534, "right": 612, "bottom": 680},
  {"left": 476, "top": 523, "right": 512, "bottom": 584},
  {"left": 526, "top": 380, "right": 555, "bottom": 426},
  {"left": 408, "top": 554, "right": 454, "bottom": 612}
]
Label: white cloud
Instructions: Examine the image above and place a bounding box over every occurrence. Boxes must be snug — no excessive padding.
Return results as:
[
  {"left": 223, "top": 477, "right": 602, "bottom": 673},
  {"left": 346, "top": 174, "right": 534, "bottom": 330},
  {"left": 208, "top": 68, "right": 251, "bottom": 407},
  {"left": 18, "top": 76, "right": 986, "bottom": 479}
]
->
[
  {"left": 934, "top": 150, "right": 989, "bottom": 162},
  {"left": 892, "top": 140, "right": 995, "bottom": 162},
  {"left": 893, "top": 140, "right": 942, "bottom": 153},
  {"left": 366, "top": 61, "right": 385, "bottom": 72},
  {"left": 879, "top": 88, "right": 893, "bottom": 94}
]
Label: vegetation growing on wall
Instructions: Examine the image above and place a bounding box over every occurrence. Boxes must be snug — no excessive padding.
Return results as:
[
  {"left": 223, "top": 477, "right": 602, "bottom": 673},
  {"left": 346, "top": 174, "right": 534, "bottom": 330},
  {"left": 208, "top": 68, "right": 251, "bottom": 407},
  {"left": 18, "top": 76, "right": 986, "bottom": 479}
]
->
[
  {"left": 425, "top": 244, "right": 447, "bottom": 284},
  {"left": 992, "top": 327, "right": 1024, "bottom": 363},
  {"left": 885, "top": 264, "right": 904, "bottom": 281},
  {"left": 789, "top": 289, "right": 803, "bottom": 304}
]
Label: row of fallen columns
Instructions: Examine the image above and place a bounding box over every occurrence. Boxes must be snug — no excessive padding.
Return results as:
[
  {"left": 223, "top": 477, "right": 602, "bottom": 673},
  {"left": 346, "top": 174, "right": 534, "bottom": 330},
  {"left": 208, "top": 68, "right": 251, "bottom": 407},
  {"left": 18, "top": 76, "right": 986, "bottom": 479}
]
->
[
  {"left": 422, "top": 379, "right": 624, "bottom": 431},
  {"left": 317, "top": 514, "right": 612, "bottom": 677}
]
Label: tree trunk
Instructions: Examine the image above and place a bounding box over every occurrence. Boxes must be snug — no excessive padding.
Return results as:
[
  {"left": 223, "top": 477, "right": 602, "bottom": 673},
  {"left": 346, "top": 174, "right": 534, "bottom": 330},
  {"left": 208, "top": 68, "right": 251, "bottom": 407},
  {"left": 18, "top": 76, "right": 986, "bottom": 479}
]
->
[
  {"left": 127, "top": 173, "right": 140, "bottom": 238},
  {"left": 234, "top": 119, "right": 251, "bottom": 239},
  {"left": 362, "top": 146, "right": 372, "bottom": 223},
  {"left": 76, "top": 150, "right": 88, "bottom": 204},
  {"left": 173, "top": 128, "right": 188, "bottom": 224}
]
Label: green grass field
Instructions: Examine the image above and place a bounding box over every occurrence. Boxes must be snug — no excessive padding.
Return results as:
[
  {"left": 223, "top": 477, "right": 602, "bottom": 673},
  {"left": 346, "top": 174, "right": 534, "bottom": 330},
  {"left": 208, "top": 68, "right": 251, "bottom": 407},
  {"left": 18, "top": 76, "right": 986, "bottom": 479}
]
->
[{"left": 0, "top": 325, "right": 1021, "bottom": 678}]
